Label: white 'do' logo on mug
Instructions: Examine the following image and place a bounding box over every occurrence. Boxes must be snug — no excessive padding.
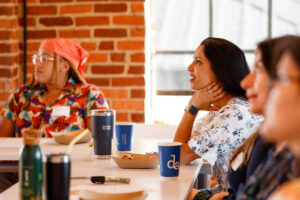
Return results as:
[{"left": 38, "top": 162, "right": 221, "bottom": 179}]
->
[{"left": 167, "top": 155, "right": 180, "bottom": 170}]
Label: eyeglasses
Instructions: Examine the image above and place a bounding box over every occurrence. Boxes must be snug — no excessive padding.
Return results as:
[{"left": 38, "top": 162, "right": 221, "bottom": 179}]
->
[{"left": 32, "top": 54, "right": 55, "bottom": 65}]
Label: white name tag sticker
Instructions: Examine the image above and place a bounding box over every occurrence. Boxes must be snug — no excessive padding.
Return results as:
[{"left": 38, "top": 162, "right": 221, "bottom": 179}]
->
[{"left": 52, "top": 106, "right": 70, "bottom": 117}]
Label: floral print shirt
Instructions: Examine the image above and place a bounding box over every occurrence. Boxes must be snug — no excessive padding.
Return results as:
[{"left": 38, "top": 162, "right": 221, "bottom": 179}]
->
[
  {"left": 188, "top": 97, "right": 263, "bottom": 194},
  {"left": 1, "top": 77, "right": 109, "bottom": 137}
]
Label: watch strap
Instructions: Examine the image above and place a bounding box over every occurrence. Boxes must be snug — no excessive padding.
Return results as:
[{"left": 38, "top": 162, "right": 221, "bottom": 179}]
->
[{"left": 185, "top": 105, "right": 198, "bottom": 116}]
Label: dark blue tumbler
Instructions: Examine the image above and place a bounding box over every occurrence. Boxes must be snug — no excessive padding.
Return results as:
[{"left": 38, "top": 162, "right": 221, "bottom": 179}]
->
[{"left": 91, "top": 110, "right": 115, "bottom": 159}]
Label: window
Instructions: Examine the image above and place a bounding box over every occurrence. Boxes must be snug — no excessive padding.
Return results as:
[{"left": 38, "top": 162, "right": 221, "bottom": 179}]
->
[{"left": 150, "top": 0, "right": 300, "bottom": 124}]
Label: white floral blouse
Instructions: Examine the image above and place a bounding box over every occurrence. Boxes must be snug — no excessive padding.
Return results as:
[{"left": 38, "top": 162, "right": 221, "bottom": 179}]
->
[{"left": 188, "top": 97, "right": 263, "bottom": 194}]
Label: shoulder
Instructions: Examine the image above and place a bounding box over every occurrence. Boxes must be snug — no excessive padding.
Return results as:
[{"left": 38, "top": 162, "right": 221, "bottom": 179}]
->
[
  {"left": 10, "top": 84, "right": 34, "bottom": 101},
  {"left": 73, "top": 83, "right": 104, "bottom": 96},
  {"left": 220, "top": 97, "right": 249, "bottom": 113},
  {"left": 73, "top": 83, "right": 107, "bottom": 106},
  {"left": 13, "top": 84, "right": 32, "bottom": 94},
  {"left": 217, "top": 97, "right": 262, "bottom": 122}
]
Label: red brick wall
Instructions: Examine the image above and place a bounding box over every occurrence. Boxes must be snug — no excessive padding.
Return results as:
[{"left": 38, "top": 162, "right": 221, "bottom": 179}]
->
[
  {"left": 0, "top": 0, "right": 146, "bottom": 123},
  {"left": 0, "top": 0, "right": 22, "bottom": 110}
]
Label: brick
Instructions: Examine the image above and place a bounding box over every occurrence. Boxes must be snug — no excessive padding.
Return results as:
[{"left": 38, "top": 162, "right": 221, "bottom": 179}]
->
[
  {"left": 111, "top": 53, "right": 125, "bottom": 62},
  {"left": 117, "top": 41, "right": 144, "bottom": 50},
  {"left": 131, "top": 113, "right": 144, "bottom": 122},
  {"left": 0, "top": 6, "right": 17, "bottom": 15},
  {"left": 112, "top": 77, "right": 144, "bottom": 86},
  {"left": 0, "top": 56, "right": 15, "bottom": 66},
  {"left": 91, "top": 65, "right": 124, "bottom": 74},
  {"left": 131, "top": 89, "right": 145, "bottom": 98},
  {"left": 94, "top": 3, "right": 126, "bottom": 12},
  {"left": 0, "top": 79, "right": 16, "bottom": 91},
  {"left": 40, "top": 17, "right": 73, "bottom": 26},
  {"left": 26, "top": 53, "right": 34, "bottom": 63},
  {"left": 59, "top": 30, "right": 90, "bottom": 38},
  {"left": 101, "top": 89, "right": 128, "bottom": 98},
  {"left": 18, "top": 18, "right": 35, "bottom": 27},
  {"left": 27, "top": 6, "right": 57, "bottom": 15},
  {"left": 60, "top": 4, "right": 92, "bottom": 14},
  {"left": 99, "top": 41, "right": 114, "bottom": 50},
  {"left": 0, "top": 43, "right": 18, "bottom": 53},
  {"left": 0, "top": 0, "right": 17, "bottom": 3},
  {"left": 12, "top": 31, "right": 18, "bottom": 40},
  {"left": 75, "top": 16, "right": 109, "bottom": 26},
  {"left": 94, "top": 29, "right": 127, "bottom": 37},
  {"left": 128, "top": 66, "right": 144, "bottom": 74},
  {"left": 113, "top": 16, "right": 144, "bottom": 25},
  {"left": 116, "top": 112, "right": 128, "bottom": 122},
  {"left": 0, "top": 31, "right": 9, "bottom": 40},
  {"left": 112, "top": 100, "right": 144, "bottom": 110},
  {"left": 80, "top": 42, "right": 96, "bottom": 51},
  {"left": 27, "top": 42, "right": 41, "bottom": 52},
  {"left": 18, "top": 53, "right": 24, "bottom": 64},
  {"left": 0, "top": 67, "right": 17, "bottom": 76},
  {"left": 89, "top": 53, "right": 108, "bottom": 62},
  {"left": 130, "top": 28, "right": 145, "bottom": 37},
  {"left": 40, "top": 0, "right": 73, "bottom": 2},
  {"left": 0, "top": 92, "right": 10, "bottom": 102},
  {"left": 86, "top": 78, "right": 109, "bottom": 86},
  {"left": 26, "top": 65, "right": 34, "bottom": 74},
  {"left": 0, "top": 19, "right": 17, "bottom": 28},
  {"left": 130, "top": 53, "right": 144, "bottom": 62},
  {"left": 27, "top": 30, "right": 56, "bottom": 39},
  {"left": 131, "top": 3, "right": 144, "bottom": 13}
]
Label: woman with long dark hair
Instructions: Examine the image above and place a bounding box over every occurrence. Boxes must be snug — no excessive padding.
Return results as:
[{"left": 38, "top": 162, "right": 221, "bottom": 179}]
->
[{"left": 174, "top": 37, "right": 263, "bottom": 199}]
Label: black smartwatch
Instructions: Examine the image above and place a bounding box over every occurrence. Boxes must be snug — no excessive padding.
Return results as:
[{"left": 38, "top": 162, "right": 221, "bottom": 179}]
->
[{"left": 185, "top": 105, "right": 198, "bottom": 116}]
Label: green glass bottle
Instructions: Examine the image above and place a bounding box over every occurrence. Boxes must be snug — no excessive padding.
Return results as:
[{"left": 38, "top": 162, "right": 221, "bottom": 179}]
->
[{"left": 19, "top": 131, "right": 43, "bottom": 200}]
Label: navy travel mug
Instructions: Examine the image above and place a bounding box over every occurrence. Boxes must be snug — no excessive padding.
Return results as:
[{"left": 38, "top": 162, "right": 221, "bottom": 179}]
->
[{"left": 91, "top": 110, "right": 115, "bottom": 159}]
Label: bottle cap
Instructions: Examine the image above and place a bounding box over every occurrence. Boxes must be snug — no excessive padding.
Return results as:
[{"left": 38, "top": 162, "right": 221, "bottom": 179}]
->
[
  {"left": 43, "top": 153, "right": 70, "bottom": 163},
  {"left": 23, "top": 130, "right": 40, "bottom": 145}
]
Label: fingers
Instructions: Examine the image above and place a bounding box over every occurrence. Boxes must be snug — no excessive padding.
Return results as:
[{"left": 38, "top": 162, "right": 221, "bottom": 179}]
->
[
  {"left": 206, "top": 82, "right": 217, "bottom": 91},
  {"left": 212, "top": 88, "right": 226, "bottom": 98},
  {"left": 209, "top": 82, "right": 222, "bottom": 93},
  {"left": 206, "top": 82, "right": 225, "bottom": 99}
]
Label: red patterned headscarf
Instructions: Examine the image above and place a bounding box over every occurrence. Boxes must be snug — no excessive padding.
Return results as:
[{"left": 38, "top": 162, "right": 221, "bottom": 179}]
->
[{"left": 40, "top": 38, "right": 89, "bottom": 83}]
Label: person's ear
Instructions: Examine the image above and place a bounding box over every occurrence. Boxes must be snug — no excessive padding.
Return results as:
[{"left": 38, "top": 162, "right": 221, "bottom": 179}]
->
[{"left": 60, "top": 59, "right": 70, "bottom": 73}]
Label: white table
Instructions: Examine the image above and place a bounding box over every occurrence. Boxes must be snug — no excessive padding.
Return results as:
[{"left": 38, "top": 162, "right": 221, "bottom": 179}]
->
[{"left": 0, "top": 138, "right": 203, "bottom": 200}]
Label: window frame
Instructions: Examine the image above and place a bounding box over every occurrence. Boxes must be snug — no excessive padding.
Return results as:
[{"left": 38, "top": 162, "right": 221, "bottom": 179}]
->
[{"left": 152, "top": 0, "right": 273, "bottom": 96}]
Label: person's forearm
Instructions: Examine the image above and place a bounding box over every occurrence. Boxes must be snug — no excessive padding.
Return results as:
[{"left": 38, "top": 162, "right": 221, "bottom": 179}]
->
[
  {"left": 0, "top": 116, "right": 15, "bottom": 137},
  {"left": 180, "top": 144, "right": 200, "bottom": 164},
  {"left": 173, "top": 111, "right": 197, "bottom": 143}
]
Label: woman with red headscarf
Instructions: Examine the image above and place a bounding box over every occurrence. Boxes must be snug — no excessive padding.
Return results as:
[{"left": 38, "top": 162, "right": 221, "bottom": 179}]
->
[{"left": 0, "top": 38, "right": 109, "bottom": 137}]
